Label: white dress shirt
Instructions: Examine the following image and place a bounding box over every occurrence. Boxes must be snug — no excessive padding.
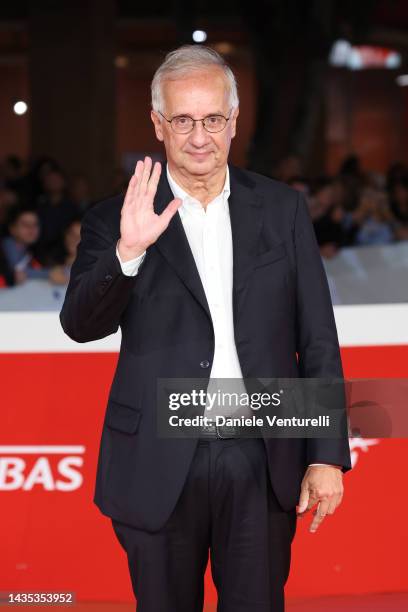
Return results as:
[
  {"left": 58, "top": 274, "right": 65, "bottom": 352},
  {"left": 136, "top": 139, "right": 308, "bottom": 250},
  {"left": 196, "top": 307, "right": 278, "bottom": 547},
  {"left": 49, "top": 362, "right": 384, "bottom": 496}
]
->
[{"left": 115, "top": 165, "right": 337, "bottom": 468}]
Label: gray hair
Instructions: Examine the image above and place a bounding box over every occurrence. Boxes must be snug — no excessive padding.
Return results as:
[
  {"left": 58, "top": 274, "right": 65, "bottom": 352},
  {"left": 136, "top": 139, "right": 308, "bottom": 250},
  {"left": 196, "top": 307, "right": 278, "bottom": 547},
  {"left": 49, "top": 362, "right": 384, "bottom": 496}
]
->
[{"left": 151, "top": 45, "right": 239, "bottom": 114}]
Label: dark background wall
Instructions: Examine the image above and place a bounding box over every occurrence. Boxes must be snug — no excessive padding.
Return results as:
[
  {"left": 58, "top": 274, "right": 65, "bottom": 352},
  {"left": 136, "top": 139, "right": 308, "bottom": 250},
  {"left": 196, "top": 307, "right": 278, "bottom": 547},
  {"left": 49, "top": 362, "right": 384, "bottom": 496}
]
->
[{"left": 1, "top": 0, "right": 408, "bottom": 197}]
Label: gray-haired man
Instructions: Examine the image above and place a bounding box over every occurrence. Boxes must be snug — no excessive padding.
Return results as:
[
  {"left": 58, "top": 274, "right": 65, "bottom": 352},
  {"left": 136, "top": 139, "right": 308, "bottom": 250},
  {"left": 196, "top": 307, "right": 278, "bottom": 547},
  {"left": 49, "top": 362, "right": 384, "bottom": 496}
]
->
[{"left": 60, "top": 45, "right": 351, "bottom": 611}]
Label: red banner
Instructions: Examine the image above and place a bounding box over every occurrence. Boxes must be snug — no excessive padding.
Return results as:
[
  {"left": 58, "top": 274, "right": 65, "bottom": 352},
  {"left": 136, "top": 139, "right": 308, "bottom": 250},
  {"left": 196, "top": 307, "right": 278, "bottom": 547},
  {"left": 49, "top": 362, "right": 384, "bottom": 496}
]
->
[{"left": 1, "top": 345, "right": 407, "bottom": 602}]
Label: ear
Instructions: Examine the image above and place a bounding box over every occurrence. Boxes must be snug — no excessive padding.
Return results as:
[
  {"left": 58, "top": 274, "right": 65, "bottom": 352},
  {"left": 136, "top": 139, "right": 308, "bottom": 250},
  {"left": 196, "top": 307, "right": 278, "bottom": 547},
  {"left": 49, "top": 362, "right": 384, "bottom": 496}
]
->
[
  {"left": 151, "top": 110, "right": 164, "bottom": 142},
  {"left": 230, "top": 106, "right": 239, "bottom": 139}
]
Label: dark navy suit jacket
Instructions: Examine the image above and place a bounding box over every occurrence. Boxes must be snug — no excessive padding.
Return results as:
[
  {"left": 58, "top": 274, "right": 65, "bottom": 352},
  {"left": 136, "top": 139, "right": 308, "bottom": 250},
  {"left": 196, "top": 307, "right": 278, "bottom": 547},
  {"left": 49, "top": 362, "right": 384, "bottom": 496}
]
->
[{"left": 60, "top": 164, "right": 352, "bottom": 532}]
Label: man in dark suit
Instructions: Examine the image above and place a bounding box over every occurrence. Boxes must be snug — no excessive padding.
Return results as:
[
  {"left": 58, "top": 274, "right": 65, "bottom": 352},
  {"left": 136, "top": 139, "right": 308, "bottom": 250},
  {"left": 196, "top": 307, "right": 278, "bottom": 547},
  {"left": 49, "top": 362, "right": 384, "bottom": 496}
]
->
[{"left": 60, "top": 45, "right": 351, "bottom": 611}]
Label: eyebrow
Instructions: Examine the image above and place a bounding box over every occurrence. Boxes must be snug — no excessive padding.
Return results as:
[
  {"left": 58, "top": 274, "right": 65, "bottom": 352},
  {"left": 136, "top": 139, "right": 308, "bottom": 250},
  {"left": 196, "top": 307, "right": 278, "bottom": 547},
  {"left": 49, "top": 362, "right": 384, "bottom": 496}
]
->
[{"left": 170, "top": 111, "right": 227, "bottom": 118}]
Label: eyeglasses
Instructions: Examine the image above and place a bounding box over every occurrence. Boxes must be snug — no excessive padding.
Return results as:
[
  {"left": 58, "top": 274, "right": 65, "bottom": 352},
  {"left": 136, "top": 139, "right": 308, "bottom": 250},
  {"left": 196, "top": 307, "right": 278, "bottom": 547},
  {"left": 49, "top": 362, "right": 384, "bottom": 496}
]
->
[{"left": 158, "top": 110, "right": 232, "bottom": 134}]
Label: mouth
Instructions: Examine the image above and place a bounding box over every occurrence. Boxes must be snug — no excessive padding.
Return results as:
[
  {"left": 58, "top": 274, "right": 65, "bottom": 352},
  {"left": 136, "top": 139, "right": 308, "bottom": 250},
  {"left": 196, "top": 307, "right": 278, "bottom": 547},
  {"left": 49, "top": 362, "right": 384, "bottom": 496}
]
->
[{"left": 187, "top": 151, "right": 212, "bottom": 159}]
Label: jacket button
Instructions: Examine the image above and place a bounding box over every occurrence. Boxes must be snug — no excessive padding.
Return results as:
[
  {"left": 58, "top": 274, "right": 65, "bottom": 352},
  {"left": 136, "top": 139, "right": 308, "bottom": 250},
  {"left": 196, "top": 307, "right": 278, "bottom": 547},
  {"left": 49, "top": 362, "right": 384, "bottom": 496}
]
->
[
  {"left": 200, "top": 360, "right": 210, "bottom": 369},
  {"left": 105, "top": 274, "right": 113, "bottom": 281}
]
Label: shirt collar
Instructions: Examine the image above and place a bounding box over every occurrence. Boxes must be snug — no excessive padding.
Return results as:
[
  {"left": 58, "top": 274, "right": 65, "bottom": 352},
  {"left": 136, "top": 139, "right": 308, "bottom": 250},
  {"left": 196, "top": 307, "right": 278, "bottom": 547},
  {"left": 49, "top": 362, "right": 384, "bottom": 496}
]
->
[{"left": 166, "top": 163, "right": 230, "bottom": 214}]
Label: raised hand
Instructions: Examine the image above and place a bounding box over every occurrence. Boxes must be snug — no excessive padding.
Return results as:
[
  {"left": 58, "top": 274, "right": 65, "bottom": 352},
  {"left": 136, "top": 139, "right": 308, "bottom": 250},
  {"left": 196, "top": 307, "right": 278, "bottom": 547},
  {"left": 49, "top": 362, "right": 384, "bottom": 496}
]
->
[{"left": 118, "top": 156, "right": 182, "bottom": 262}]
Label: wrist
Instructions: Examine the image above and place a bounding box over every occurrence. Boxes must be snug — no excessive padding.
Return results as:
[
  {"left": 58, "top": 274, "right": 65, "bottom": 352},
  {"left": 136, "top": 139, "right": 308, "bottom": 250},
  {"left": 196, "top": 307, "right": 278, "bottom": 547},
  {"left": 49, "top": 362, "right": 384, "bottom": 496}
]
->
[
  {"left": 308, "top": 464, "right": 342, "bottom": 470},
  {"left": 117, "top": 239, "right": 146, "bottom": 262}
]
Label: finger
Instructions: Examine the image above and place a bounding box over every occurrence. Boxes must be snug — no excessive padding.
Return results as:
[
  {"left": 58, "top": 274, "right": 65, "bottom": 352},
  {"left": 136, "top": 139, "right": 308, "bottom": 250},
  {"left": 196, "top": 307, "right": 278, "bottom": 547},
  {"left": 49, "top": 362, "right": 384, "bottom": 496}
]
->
[
  {"left": 306, "top": 495, "right": 319, "bottom": 512},
  {"left": 146, "top": 162, "right": 162, "bottom": 200},
  {"left": 123, "top": 160, "right": 143, "bottom": 208},
  {"left": 315, "top": 498, "right": 330, "bottom": 517},
  {"left": 133, "top": 159, "right": 144, "bottom": 188},
  {"left": 332, "top": 489, "right": 344, "bottom": 512},
  {"left": 159, "top": 198, "right": 182, "bottom": 227},
  {"left": 123, "top": 173, "right": 138, "bottom": 208},
  {"left": 297, "top": 488, "right": 310, "bottom": 515},
  {"left": 310, "top": 500, "right": 330, "bottom": 532},
  {"left": 310, "top": 513, "right": 325, "bottom": 533},
  {"left": 138, "top": 156, "right": 152, "bottom": 195},
  {"left": 309, "top": 502, "right": 327, "bottom": 533},
  {"left": 134, "top": 159, "right": 144, "bottom": 180},
  {"left": 327, "top": 497, "right": 338, "bottom": 515}
]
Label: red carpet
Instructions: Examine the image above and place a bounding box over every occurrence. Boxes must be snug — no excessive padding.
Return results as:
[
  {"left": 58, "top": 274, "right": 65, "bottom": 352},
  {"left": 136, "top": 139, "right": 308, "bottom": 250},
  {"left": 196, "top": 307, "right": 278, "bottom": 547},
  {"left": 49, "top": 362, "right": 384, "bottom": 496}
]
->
[
  {"left": 9, "top": 592, "right": 408, "bottom": 611},
  {"left": 287, "top": 592, "right": 408, "bottom": 611}
]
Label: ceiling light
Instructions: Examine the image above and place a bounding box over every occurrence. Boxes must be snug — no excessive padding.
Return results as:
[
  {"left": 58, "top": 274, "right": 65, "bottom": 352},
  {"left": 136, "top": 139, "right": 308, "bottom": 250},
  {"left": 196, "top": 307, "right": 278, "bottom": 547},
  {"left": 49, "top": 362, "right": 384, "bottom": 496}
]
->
[
  {"left": 192, "top": 30, "right": 207, "bottom": 43},
  {"left": 13, "top": 101, "right": 28, "bottom": 115},
  {"left": 396, "top": 74, "right": 408, "bottom": 87}
]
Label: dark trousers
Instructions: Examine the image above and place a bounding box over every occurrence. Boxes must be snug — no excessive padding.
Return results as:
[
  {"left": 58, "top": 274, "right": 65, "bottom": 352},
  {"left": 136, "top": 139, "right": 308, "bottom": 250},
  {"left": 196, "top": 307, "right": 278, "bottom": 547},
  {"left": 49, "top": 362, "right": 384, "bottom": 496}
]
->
[{"left": 111, "top": 437, "right": 297, "bottom": 612}]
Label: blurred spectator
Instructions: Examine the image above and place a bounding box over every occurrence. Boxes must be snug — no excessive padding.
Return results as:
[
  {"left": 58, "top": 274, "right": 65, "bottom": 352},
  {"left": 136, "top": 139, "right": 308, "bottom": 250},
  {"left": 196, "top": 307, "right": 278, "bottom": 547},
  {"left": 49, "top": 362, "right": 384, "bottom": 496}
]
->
[
  {"left": 1, "top": 155, "right": 25, "bottom": 192},
  {"left": 273, "top": 155, "right": 303, "bottom": 183},
  {"left": 386, "top": 162, "right": 408, "bottom": 192},
  {"left": 339, "top": 154, "right": 363, "bottom": 179},
  {"left": 345, "top": 188, "right": 394, "bottom": 246},
  {"left": 69, "top": 174, "right": 91, "bottom": 213},
  {"left": 287, "top": 176, "right": 310, "bottom": 198},
  {"left": 310, "top": 178, "right": 347, "bottom": 258},
  {"left": 48, "top": 219, "right": 81, "bottom": 285},
  {"left": 334, "top": 174, "right": 360, "bottom": 213},
  {"left": 27, "top": 156, "right": 62, "bottom": 203},
  {"left": 365, "top": 171, "right": 385, "bottom": 191},
  {"left": 36, "top": 169, "right": 79, "bottom": 264},
  {"left": 1, "top": 207, "right": 49, "bottom": 284},
  {"left": 0, "top": 187, "right": 19, "bottom": 228},
  {"left": 308, "top": 177, "right": 334, "bottom": 220},
  {"left": 0, "top": 240, "right": 14, "bottom": 287},
  {"left": 338, "top": 155, "right": 366, "bottom": 212},
  {"left": 388, "top": 176, "right": 408, "bottom": 241}
]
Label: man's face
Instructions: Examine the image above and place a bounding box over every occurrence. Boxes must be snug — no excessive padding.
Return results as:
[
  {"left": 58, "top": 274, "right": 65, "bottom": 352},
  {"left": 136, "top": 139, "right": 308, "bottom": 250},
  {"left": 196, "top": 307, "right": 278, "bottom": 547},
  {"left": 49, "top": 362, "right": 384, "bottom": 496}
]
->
[{"left": 151, "top": 66, "right": 238, "bottom": 178}]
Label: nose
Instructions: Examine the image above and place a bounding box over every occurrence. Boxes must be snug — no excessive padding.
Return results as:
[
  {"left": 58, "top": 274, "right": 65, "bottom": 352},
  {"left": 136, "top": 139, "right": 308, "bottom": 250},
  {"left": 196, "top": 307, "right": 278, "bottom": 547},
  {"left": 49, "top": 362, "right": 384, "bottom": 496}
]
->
[{"left": 188, "top": 121, "right": 211, "bottom": 147}]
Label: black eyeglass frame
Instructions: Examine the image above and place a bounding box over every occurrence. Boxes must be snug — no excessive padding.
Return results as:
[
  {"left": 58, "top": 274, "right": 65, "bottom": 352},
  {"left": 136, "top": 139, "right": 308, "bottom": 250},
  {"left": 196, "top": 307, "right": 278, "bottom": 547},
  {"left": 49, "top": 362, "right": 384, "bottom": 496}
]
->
[{"left": 157, "top": 109, "right": 233, "bottom": 133}]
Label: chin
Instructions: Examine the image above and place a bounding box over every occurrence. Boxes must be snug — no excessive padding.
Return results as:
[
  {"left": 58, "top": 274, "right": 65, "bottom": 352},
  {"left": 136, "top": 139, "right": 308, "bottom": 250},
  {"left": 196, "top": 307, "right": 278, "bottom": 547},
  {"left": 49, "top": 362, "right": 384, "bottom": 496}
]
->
[{"left": 184, "top": 156, "right": 217, "bottom": 176}]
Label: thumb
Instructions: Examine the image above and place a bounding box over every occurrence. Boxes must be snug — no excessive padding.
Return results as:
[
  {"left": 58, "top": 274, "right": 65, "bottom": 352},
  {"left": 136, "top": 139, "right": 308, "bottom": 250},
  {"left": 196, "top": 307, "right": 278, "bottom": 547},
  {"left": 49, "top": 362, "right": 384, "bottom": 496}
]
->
[
  {"left": 297, "top": 487, "right": 309, "bottom": 514},
  {"left": 159, "top": 197, "right": 182, "bottom": 227}
]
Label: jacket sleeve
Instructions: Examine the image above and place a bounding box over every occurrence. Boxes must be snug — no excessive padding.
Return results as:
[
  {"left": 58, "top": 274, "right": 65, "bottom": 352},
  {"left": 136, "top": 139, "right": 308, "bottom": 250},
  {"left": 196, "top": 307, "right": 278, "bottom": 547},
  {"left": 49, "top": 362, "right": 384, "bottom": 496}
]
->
[
  {"left": 293, "top": 192, "right": 352, "bottom": 473},
  {"left": 60, "top": 204, "right": 138, "bottom": 343}
]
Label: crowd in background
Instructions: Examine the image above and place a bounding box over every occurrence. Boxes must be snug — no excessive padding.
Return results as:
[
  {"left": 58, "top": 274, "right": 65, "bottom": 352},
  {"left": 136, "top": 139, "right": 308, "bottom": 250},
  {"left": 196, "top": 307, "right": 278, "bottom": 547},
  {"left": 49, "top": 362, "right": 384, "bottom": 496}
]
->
[
  {"left": 276, "top": 154, "right": 408, "bottom": 258},
  {"left": 0, "top": 156, "right": 128, "bottom": 288},
  {"left": 1, "top": 153, "right": 408, "bottom": 288}
]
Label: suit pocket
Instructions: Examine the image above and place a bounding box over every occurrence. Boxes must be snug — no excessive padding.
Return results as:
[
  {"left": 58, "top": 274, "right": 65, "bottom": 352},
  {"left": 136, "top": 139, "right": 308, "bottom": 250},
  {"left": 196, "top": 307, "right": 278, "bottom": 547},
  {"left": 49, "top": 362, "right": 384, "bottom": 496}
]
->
[
  {"left": 105, "top": 399, "right": 141, "bottom": 434},
  {"left": 254, "top": 243, "right": 286, "bottom": 268}
]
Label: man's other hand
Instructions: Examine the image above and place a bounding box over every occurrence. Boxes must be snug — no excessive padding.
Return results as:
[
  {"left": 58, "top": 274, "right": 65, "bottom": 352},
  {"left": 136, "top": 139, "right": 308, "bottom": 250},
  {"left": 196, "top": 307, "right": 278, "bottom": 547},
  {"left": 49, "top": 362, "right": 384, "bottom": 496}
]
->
[{"left": 297, "top": 465, "right": 344, "bottom": 533}]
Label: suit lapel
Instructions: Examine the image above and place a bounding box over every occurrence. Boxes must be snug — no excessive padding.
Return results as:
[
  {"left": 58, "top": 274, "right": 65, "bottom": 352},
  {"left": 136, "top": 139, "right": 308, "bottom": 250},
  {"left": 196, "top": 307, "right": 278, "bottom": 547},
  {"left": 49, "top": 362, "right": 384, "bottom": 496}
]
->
[
  {"left": 153, "top": 163, "right": 264, "bottom": 326},
  {"left": 228, "top": 164, "right": 264, "bottom": 326},
  {"left": 154, "top": 171, "right": 211, "bottom": 320}
]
